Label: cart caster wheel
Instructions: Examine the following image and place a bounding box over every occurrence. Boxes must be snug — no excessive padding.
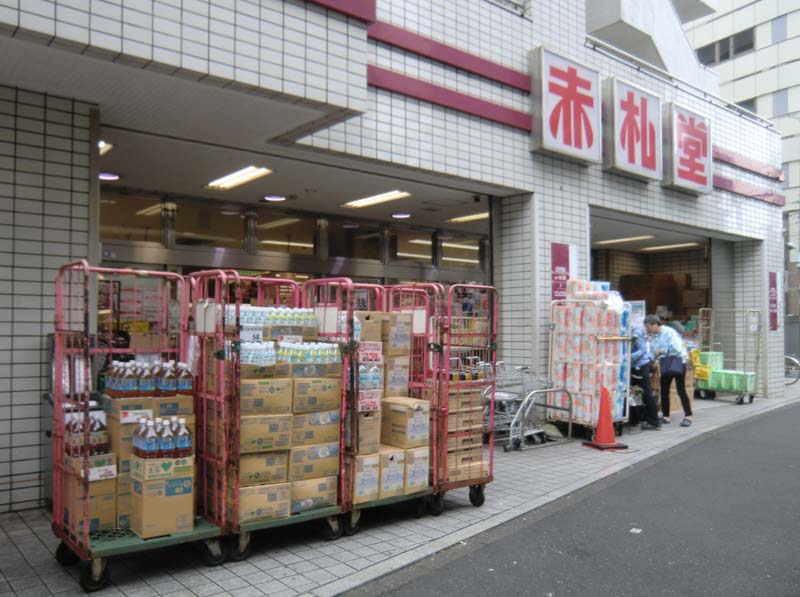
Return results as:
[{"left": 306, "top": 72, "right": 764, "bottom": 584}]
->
[
  {"left": 735, "top": 394, "right": 745, "bottom": 405},
  {"left": 321, "top": 515, "right": 343, "bottom": 541},
  {"left": 413, "top": 497, "right": 428, "bottom": 519},
  {"left": 503, "top": 444, "right": 511, "bottom": 453},
  {"left": 429, "top": 493, "right": 445, "bottom": 517},
  {"left": 584, "top": 429, "right": 594, "bottom": 442},
  {"left": 469, "top": 485, "right": 485, "bottom": 508},
  {"left": 749, "top": 394, "right": 755, "bottom": 404},
  {"left": 512, "top": 438, "right": 522, "bottom": 450},
  {"left": 55, "top": 541, "right": 79, "bottom": 566},
  {"left": 344, "top": 511, "right": 362, "bottom": 536},
  {"left": 79, "top": 560, "right": 110, "bottom": 593},
  {"left": 709, "top": 391, "right": 717, "bottom": 400},
  {"left": 226, "top": 533, "right": 252, "bottom": 562},
  {"left": 199, "top": 538, "right": 228, "bottom": 567}
]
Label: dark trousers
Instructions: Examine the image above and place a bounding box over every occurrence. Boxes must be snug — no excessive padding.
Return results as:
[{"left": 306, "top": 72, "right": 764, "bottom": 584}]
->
[
  {"left": 631, "top": 363, "right": 659, "bottom": 426},
  {"left": 660, "top": 370, "right": 692, "bottom": 417}
]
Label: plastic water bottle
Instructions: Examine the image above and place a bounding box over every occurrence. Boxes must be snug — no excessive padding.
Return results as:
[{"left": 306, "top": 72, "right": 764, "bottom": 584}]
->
[
  {"left": 141, "top": 420, "right": 159, "bottom": 459},
  {"left": 159, "top": 421, "right": 176, "bottom": 458},
  {"left": 175, "top": 418, "right": 192, "bottom": 457},
  {"left": 358, "top": 364, "right": 368, "bottom": 390},
  {"left": 369, "top": 364, "right": 380, "bottom": 391}
]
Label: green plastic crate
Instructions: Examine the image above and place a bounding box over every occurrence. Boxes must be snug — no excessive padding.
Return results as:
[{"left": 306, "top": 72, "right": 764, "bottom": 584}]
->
[{"left": 699, "top": 352, "right": 724, "bottom": 370}]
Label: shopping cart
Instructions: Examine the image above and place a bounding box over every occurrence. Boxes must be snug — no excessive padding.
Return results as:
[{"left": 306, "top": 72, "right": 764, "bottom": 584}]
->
[{"left": 504, "top": 385, "right": 573, "bottom": 452}]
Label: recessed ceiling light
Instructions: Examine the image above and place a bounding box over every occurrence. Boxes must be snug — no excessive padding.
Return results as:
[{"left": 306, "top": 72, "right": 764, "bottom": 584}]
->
[
  {"left": 220, "top": 210, "right": 241, "bottom": 216},
  {"left": 343, "top": 190, "right": 411, "bottom": 208},
  {"left": 97, "top": 140, "right": 113, "bottom": 156},
  {"left": 257, "top": 217, "right": 301, "bottom": 230},
  {"left": 206, "top": 166, "right": 271, "bottom": 190},
  {"left": 447, "top": 212, "right": 489, "bottom": 223},
  {"left": 409, "top": 239, "right": 479, "bottom": 250},
  {"left": 443, "top": 256, "right": 480, "bottom": 264},
  {"left": 98, "top": 172, "right": 120, "bottom": 181},
  {"left": 341, "top": 222, "right": 360, "bottom": 229},
  {"left": 396, "top": 252, "right": 431, "bottom": 260},
  {"left": 262, "top": 195, "right": 286, "bottom": 202},
  {"left": 392, "top": 212, "right": 411, "bottom": 219},
  {"left": 135, "top": 201, "right": 175, "bottom": 217},
  {"left": 593, "top": 235, "right": 655, "bottom": 246},
  {"left": 640, "top": 242, "right": 702, "bottom": 252},
  {"left": 261, "top": 240, "right": 314, "bottom": 249}
]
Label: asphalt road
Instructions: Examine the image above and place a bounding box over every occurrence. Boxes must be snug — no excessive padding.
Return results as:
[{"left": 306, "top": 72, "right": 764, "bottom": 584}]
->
[{"left": 346, "top": 402, "right": 800, "bottom": 597}]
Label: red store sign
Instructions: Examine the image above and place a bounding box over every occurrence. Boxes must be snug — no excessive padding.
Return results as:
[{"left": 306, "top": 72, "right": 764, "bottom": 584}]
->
[{"left": 663, "top": 103, "right": 713, "bottom": 195}]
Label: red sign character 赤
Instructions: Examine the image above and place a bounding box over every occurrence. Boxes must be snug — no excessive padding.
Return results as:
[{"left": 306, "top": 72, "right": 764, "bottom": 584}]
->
[{"left": 548, "top": 65, "right": 595, "bottom": 149}]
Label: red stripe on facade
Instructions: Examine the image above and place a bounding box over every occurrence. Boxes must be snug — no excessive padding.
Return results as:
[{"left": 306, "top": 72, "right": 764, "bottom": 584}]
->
[
  {"left": 307, "top": 0, "right": 376, "bottom": 22},
  {"left": 367, "top": 65, "right": 533, "bottom": 131},
  {"left": 367, "top": 21, "right": 531, "bottom": 92},
  {"left": 713, "top": 146, "right": 783, "bottom": 181},
  {"left": 713, "top": 174, "right": 785, "bottom": 206}
]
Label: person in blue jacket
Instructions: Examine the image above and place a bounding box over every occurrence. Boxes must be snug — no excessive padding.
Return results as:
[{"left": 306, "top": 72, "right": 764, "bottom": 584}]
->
[
  {"left": 645, "top": 314, "right": 692, "bottom": 427},
  {"left": 630, "top": 325, "right": 660, "bottom": 430}
]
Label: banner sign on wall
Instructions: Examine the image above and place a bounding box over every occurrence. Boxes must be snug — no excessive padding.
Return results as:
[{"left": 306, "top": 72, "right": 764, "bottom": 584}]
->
[
  {"left": 551, "top": 242, "right": 572, "bottom": 301},
  {"left": 769, "top": 272, "right": 779, "bottom": 331}
]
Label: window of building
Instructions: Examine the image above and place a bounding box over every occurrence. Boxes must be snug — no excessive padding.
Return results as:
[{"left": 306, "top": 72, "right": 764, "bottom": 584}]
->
[
  {"left": 389, "top": 230, "right": 433, "bottom": 264},
  {"left": 718, "top": 38, "right": 731, "bottom": 62},
  {"left": 732, "top": 28, "right": 754, "bottom": 56},
  {"left": 697, "top": 43, "right": 716, "bottom": 66},
  {"left": 737, "top": 97, "right": 757, "bottom": 112},
  {"left": 174, "top": 200, "right": 244, "bottom": 250},
  {"left": 772, "top": 15, "right": 787, "bottom": 44},
  {"left": 255, "top": 210, "right": 316, "bottom": 255},
  {"left": 328, "top": 220, "right": 381, "bottom": 260},
  {"left": 100, "top": 193, "right": 163, "bottom": 243},
  {"left": 440, "top": 234, "right": 484, "bottom": 269},
  {"left": 773, "top": 89, "right": 788, "bottom": 116},
  {"left": 695, "top": 27, "right": 755, "bottom": 66}
]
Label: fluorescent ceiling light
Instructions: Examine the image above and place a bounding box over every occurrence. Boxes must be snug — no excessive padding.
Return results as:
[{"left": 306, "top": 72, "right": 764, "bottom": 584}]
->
[
  {"left": 343, "top": 190, "right": 411, "bottom": 208},
  {"left": 135, "top": 203, "right": 173, "bottom": 217},
  {"left": 640, "top": 242, "right": 701, "bottom": 252},
  {"left": 206, "top": 166, "right": 271, "bottom": 190},
  {"left": 443, "top": 256, "right": 480, "bottom": 264},
  {"left": 409, "top": 239, "right": 479, "bottom": 251},
  {"left": 396, "top": 252, "right": 431, "bottom": 260},
  {"left": 447, "top": 212, "right": 489, "bottom": 223},
  {"left": 295, "top": 274, "right": 310, "bottom": 279},
  {"left": 99, "top": 172, "right": 120, "bottom": 181},
  {"left": 392, "top": 213, "right": 411, "bottom": 219},
  {"left": 97, "top": 140, "right": 113, "bottom": 156},
  {"left": 262, "top": 195, "right": 286, "bottom": 202},
  {"left": 260, "top": 240, "right": 314, "bottom": 249},
  {"left": 593, "top": 235, "right": 655, "bottom": 246},
  {"left": 257, "top": 217, "right": 301, "bottom": 230}
]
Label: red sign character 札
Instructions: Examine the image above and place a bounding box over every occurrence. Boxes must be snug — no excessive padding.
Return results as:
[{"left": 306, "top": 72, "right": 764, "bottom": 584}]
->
[
  {"left": 619, "top": 91, "right": 656, "bottom": 170},
  {"left": 548, "top": 65, "right": 595, "bottom": 149},
  {"left": 676, "top": 114, "right": 708, "bottom": 185}
]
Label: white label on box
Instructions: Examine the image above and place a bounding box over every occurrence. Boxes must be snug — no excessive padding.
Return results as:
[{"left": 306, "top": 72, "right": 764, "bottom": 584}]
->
[
  {"left": 84, "top": 464, "right": 118, "bottom": 481},
  {"left": 412, "top": 308, "right": 426, "bottom": 335},
  {"left": 408, "top": 414, "right": 429, "bottom": 440},
  {"left": 119, "top": 408, "right": 154, "bottom": 425},
  {"left": 357, "top": 390, "right": 381, "bottom": 412},
  {"left": 275, "top": 334, "right": 303, "bottom": 343}
]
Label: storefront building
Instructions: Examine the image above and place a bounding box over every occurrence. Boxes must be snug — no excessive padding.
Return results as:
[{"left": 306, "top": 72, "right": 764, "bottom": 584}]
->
[{"left": 0, "top": 0, "right": 784, "bottom": 511}]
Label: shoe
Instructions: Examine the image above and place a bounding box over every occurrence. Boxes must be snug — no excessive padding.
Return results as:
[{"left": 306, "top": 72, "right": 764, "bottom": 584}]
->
[
  {"left": 680, "top": 418, "right": 692, "bottom": 427},
  {"left": 641, "top": 422, "right": 661, "bottom": 431},
  {"left": 659, "top": 417, "right": 671, "bottom": 425}
]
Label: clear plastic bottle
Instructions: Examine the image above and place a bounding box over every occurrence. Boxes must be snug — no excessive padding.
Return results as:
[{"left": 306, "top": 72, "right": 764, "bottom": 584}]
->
[
  {"left": 140, "top": 420, "right": 159, "bottom": 459},
  {"left": 133, "top": 417, "right": 147, "bottom": 454},
  {"left": 169, "top": 415, "right": 179, "bottom": 434},
  {"left": 358, "top": 364, "right": 368, "bottom": 390},
  {"left": 151, "top": 362, "right": 164, "bottom": 396},
  {"left": 159, "top": 420, "right": 176, "bottom": 458},
  {"left": 119, "top": 363, "right": 136, "bottom": 398},
  {"left": 176, "top": 363, "right": 193, "bottom": 396},
  {"left": 161, "top": 362, "right": 177, "bottom": 396},
  {"left": 175, "top": 418, "right": 192, "bottom": 457},
  {"left": 138, "top": 364, "right": 156, "bottom": 398},
  {"left": 368, "top": 364, "right": 380, "bottom": 392}
]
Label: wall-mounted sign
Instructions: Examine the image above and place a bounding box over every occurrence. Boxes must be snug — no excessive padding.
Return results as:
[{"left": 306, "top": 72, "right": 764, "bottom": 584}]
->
[
  {"left": 602, "top": 78, "right": 662, "bottom": 181},
  {"left": 662, "top": 102, "right": 712, "bottom": 195},
  {"left": 529, "top": 47, "right": 601, "bottom": 164},
  {"left": 769, "top": 271, "right": 779, "bottom": 331},
  {"left": 551, "top": 242, "right": 576, "bottom": 301}
]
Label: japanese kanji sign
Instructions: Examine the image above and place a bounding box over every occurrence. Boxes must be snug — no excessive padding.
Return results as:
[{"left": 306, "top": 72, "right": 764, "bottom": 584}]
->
[
  {"left": 662, "top": 103, "right": 712, "bottom": 195},
  {"left": 602, "top": 78, "right": 662, "bottom": 180},
  {"left": 530, "top": 47, "right": 601, "bottom": 163}
]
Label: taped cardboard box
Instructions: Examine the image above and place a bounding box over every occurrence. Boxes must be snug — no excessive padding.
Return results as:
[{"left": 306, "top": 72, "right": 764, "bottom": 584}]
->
[
  {"left": 357, "top": 411, "right": 381, "bottom": 454},
  {"left": 238, "top": 451, "right": 289, "bottom": 486},
  {"left": 379, "top": 444, "right": 405, "bottom": 499},
  {"left": 103, "top": 396, "right": 153, "bottom": 419},
  {"left": 239, "top": 414, "right": 292, "bottom": 453},
  {"left": 292, "top": 378, "right": 341, "bottom": 413},
  {"left": 239, "top": 363, "right": 292, "bottom": 380},
  {"left": 404, "top": 446, "right": 429, "bottom": 495},
  {"left": 384, "top": 356, "right": 410, "bottom": 396},
  {"left": 291, "top": 476, "right": 338, "bottom": 514},
  {"left": 109, "top": 415, "right": 195, "bottom": 475},
  {"left": 352, "top": 453, "right": 380, "bottom": 504},
  {"left": 131, "top": 475, "right": 194, "bottom": 539},
  {"left": 263, "top": 325, "right": 318, "bottom": 343},
  {"left": 443, "top": 462, "right": 489, "bottom": 483},
  {"left": 355, "top": 311, "right": 384, "bottom": 343},
  {"left": 116, "top": 474, "right": 131, "bottom": 529},
  {"left": 130, "top": 455, "right": 194, "bottom": 482},
  {"left": 62, "top": 476, "right": 116, "bottom": 537},
  {"left": 240, "top": 378, "right": 293, "bottom": 415},
  {"left": 289, "top": 442, "right": 340, "bottom": 481},
  {"left": 446, "top": 432, "right": 483, "bottom": 452},
  {"left": 229, "top": 482, "right": 290, "bottom": 523},
  {"left": 446, "top": 407, "right": 483, "bottom": 433},
  {"left": 381, "top": 397, "right": 430, "bottom": 449},
  {"left": 357, "top": 389, "right": 381, "bottom": 412},
  {"left": 382, "top": 312, "right": 412, "bottom": 357},
  {"left": 446, "top": 388, "right": 483, "bottom": 412},
  {"left": 446, "top": 447, "right": 484, "bottom": 470},
  {"left": 291, "top": 410, "right": 341, "bottom": 446},
  {"left": 291, "top": 363, "right": 342, "bottom": 379},
  {"left": 152, "top": 395, "right": 194, "bottom": 417},
  {"left": 63, "top": 452, "right": 117, "bottom": 481}
]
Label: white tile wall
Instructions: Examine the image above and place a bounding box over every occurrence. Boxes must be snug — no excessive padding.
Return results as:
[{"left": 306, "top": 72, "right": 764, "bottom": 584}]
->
[{"left": 0, "top": 84, "right": 92, "bottom": 512}]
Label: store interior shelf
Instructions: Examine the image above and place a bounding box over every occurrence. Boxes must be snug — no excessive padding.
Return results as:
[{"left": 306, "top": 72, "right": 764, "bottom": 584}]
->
[
  {"left": 353, "top": 488, "right": 432, "bottom": 511},
  {"left": 87, "top": 518, "right": 221, "bottom": 558},
  {"left": 238, "top": 506, "right": 341, "bottom": 533}
]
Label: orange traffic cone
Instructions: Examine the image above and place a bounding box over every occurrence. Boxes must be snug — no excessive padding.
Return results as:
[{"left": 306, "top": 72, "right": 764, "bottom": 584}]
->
[{"left": 583, "top": 386, "right": 628, "bottom": 450}]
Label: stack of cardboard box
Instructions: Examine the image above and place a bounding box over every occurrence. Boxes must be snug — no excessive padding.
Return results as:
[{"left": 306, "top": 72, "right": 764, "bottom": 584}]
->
[{"left": 61, "top": 451, "right": 118, "bottom": 538}]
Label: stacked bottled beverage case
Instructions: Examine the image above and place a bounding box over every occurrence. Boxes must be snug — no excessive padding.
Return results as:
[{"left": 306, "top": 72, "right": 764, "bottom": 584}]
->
[
  {"left": 105, "top": 360, "right": 191, "bottom": 397},
  {"left": 133, "top": 416, "right": 192, "bottom": 458}
]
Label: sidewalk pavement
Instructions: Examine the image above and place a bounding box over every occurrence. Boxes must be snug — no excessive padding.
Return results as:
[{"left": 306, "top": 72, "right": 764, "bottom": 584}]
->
[{"left": 2, "top": 387, "right": 798, "bottom": 597}]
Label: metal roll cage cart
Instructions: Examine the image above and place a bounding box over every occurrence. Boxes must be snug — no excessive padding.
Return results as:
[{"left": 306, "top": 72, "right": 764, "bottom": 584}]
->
[{"left": 52, "top": 261, "right": 222, "bottom": 592}]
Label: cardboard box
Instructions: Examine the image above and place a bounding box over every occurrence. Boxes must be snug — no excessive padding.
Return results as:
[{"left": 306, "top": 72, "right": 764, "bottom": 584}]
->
[
  {"left": 129, "top": 333, "right": 160, "bottom": 351},
  {"left": 352, "top": 454, "right": 380, "bottom": 504},
  {"left": 356, "top": 311, "right": 384, "bottom": 343},
  {"left": 240, "top": 378, "right": 293, "bottom": 415},
  {"left": 446, "top": 447, "right": 484, "bottom": 469},
  {"left": 381, "top": 397, "right": 430, "bottom": 449},
  {"left": 109, "top": 412, "right": 195, "bottom": 475},
  {"left": 239, "top": 363, "right": 292, "bottom": 380},
  {"left": 289, "top": 443, "right": 340, "bottom": 481},
  {"left": 446, "top": 388, "right": 483, "bottom": 412},
  {"left": 357, "top": 342, "right": 383, "bottom": 364},
  {"left": 291, "top": 363, "right": 342, "bottom": 379},
  {"left": 443, "top": 462, "right": 489, "bottom": 483},
  {"left": 357, "top": 389, "right": 382, "bottom": 412},
  {"left": 446, "top": 407, "right": 483, "bottom": 433},
  {"left": 290, "top": 476, "right": 338, "bottom": 514},
  {"left": 238, "top": 452, "right": 289, "bottom": 486},
  {"left": 131, "top": 475, "right": 194, "bottom": 539},
  {"left": 384, "top": 356, "right": 410, "bottom": 396},
  {"left": 404, "top": 446, "right": 429, "bottom": 495},
  {"left": 63, "top": 452, "right": 117, "bottom": 481},
  {"left": 382, "top": 312, "right": 412, "bottom": 357},
  {"left": 62, "top": 476, "right": 116, "bottom": 536},
  {"left": 357, "top": 411, "right": 381, "bottom": 454},
  {"left": 116, "top": 474, "right": 131, "bottom": 529},
  {"left": 293, "top": 378, "right": 341, "bottom": 413},
  {"left": 103, "top": 396, "right": 153, "bottom": 421},
  {"left": 681, "top": 288, "right": 708, "bottom": 309},
  {"left": 446, "top": 432, "right": 483, "bottom": 452},
  {"left": 379, "top": 445, "right": 405, "bottom": 499},
  {"left": 263, "top": 325, "right": 318, "bottom": 343},
  {"left": 130, "top": 455, "right": 194, "bottom": 481},
  {"left": 230, "top": 482, "right": 290, "bottom": 523},
  {"left": 291, "top": 410, "right": 341, "bottom": 446},
  {"left": 151, "top": 395, "right": 194, "bottom": 417},
  {"left": 240, "top": 415, "right": 292, "bottom": 453}
]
